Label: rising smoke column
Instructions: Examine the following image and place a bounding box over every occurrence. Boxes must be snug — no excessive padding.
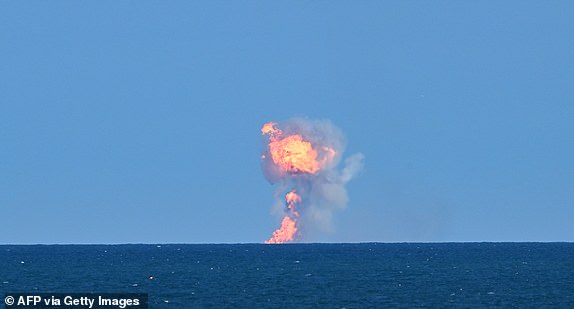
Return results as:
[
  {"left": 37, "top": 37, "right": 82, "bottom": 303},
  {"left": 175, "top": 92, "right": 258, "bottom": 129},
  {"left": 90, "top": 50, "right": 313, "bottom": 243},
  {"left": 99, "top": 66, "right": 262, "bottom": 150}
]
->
[{"left": 261, "top": 118, "right": 364, "bottom": 244}]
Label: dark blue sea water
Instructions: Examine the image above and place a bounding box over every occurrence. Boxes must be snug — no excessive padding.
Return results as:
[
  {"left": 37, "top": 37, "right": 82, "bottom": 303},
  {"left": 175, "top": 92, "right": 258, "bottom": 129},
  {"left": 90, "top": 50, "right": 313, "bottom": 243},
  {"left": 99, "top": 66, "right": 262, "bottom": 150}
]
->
[{"left": 1, "top": 243, "right": 573, "bottom": 308}]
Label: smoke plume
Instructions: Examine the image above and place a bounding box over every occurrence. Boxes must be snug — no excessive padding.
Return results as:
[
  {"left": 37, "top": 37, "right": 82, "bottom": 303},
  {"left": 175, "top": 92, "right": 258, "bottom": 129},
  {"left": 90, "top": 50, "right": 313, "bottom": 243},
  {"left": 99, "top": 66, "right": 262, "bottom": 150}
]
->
[{"left": 260, "top": 118, "right": 364, "bottom": 244}]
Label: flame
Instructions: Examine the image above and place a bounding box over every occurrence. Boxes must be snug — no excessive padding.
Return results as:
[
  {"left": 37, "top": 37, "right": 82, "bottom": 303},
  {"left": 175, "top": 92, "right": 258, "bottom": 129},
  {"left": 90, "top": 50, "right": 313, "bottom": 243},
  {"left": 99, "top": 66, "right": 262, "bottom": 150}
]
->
[
  {"left": 261, "top": 122, "right": 282, "bottom": 137},
  {"left": 265, "top": 190, "right": 301, "bottom": 244},
  {"left": 285, "top": 191, "right": 301, "bottom": 216},
  {"left": 265, "top": 216, "right": 297, "bottom": 244},
  {"left": 261, "top": 122, "right": 335, "bottom": 175},
  {"left": 269, "top": 135, "right": 320, "bottom": 174}
]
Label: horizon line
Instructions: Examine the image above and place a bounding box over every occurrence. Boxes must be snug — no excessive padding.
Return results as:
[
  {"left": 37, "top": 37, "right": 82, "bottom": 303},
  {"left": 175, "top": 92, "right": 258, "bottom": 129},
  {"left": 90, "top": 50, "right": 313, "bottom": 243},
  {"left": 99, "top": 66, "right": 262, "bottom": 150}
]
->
[{"left": 1, "top": 241, "right": 573, "bottom": 246}]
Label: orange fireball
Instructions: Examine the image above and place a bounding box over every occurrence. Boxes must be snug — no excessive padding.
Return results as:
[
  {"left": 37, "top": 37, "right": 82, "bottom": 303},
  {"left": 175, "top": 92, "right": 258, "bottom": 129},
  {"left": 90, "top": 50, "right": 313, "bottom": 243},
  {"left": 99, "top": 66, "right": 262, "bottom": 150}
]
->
[{"left": 261, "top": 122, "right": 335, "bottom": 175}]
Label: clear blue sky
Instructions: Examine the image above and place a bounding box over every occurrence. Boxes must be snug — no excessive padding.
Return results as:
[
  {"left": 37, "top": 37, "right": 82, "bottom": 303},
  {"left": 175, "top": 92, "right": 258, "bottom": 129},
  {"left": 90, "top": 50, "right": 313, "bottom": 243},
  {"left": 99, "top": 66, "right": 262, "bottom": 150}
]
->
[{"left": 1, "top": 2, "right": 572, "bottom": 244}]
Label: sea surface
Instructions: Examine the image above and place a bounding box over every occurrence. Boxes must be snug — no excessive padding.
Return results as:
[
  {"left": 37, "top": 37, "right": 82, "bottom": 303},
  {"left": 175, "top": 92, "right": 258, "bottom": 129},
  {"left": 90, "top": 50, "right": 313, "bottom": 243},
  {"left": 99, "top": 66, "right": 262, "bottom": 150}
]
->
[{"left": 1, "top": 243, "right": 573, "bottom": 308}]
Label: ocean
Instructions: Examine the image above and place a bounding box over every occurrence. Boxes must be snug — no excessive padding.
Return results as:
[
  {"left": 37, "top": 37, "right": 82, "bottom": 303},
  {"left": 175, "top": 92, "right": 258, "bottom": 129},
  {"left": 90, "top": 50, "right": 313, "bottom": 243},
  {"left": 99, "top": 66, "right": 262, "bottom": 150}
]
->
[{"left": 1, "top": 243, "right": 573, "bottom": 308}]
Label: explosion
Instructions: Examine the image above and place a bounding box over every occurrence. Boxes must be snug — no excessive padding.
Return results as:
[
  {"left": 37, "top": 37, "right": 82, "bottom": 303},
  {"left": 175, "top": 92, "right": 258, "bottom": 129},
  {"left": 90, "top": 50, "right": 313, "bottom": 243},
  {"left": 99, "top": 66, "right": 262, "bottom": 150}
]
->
[
  {"left": 265, "top": 190, "right": 300, "bottom": 244},
  {"left": 261, "top": 118, "right": 364, "bottom": 244}
]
